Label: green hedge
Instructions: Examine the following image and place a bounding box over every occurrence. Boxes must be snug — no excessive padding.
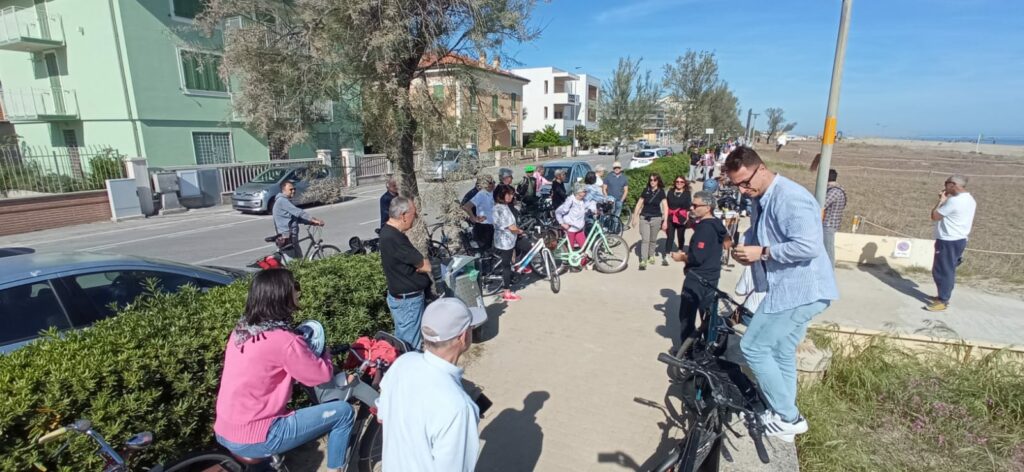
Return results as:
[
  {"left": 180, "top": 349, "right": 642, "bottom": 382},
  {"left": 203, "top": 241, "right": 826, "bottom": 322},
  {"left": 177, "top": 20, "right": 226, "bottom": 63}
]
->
[
  {"left": 623, "top": 154, "right": 692, "bottom": 212},
  {"left": 0, "top": 255, "right": 390, "bottom": 470}
]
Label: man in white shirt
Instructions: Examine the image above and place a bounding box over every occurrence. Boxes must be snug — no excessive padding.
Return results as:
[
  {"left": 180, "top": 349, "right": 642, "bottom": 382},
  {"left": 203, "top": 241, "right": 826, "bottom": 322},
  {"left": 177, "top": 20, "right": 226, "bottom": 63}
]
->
[
  {"left": 775, "top": 134, "right": 787, "bottom": 152},
  {"left": 378, "top": 297, "right": 488, "bottom": 472},
  {"left": 462, "top": 175, "right": 496, "bottom": 251},
  {"left": 927, "top": 174, "right": 977, "bottom": 312}
]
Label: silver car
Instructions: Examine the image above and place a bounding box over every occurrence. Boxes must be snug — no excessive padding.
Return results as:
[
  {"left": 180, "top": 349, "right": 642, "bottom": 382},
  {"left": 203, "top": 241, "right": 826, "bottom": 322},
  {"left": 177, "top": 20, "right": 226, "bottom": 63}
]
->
[
  {"left": 538, "top": 160, "right": 594, "bottom": 196},
  {"left": 232, "top": 165, "right": 334, "bottom": 214},
  {"left": 423, "top": 149, "right": 480, "bottom": 181},
  {"left": 0, "top": 252, "right": 245, "bottom": 353}
]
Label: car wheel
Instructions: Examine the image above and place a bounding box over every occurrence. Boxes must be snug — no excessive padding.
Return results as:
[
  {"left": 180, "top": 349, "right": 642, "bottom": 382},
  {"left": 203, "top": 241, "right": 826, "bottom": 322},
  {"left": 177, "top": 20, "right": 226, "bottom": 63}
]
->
[{"left": 264, "top": 197, "right": 275, "bottom": 215}]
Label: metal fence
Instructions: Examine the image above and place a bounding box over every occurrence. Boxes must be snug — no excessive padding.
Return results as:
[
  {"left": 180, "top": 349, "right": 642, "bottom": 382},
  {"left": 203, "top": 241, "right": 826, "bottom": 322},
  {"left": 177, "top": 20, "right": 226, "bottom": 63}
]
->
[
  {"left": 0, "top": 144, "right": 125, "bottom": 199},
  {"left": 355, "top": 153, "right": 391, "bottom": 179},
  {"left": 152, "top": 158, "right": 324, "bottom": 194}
]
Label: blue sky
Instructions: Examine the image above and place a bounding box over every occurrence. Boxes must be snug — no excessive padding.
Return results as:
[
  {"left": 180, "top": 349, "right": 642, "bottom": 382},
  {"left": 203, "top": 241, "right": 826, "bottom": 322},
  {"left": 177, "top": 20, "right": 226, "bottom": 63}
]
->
[{"left": 506, "top": 0, "right": 1024, "bottom": 138}]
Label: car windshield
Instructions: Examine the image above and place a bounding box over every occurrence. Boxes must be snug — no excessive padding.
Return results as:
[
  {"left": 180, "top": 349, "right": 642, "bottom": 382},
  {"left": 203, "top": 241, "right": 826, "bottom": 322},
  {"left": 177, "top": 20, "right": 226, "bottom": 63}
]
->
[
  {"left": 543, "top": 166, "right": 571, "bottom": 182},
  {"left": 635, "top": 151, "right": 656, "bottom": 158},
  {"left": 431, "top": 150, "right": 462, "bottom": 162},
  {"left": 251, "top": 168, "right": 292, "bottom": 183}
]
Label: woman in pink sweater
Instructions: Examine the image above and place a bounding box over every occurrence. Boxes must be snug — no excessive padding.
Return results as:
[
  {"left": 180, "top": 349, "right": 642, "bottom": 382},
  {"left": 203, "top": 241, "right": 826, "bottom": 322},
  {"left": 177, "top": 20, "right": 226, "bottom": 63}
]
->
[{"left": 214, "top": 269, "right": 353, "bottom": 470}]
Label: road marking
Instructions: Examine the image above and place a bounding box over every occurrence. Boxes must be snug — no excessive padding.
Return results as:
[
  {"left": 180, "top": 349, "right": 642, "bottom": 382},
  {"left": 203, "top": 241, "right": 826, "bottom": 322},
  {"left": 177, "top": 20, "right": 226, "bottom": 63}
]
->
[
  {"left": 11, "top": 214, "right": 229, "bottom": 246},
  {"left": 81, "top": 220, "right": 258, "bottom": 251},
  {"left": 193, "top": 244, "right": 276, "bottom": 264},
  {"left": 358, "top": 219, "right": 378, "bottom": 225}
]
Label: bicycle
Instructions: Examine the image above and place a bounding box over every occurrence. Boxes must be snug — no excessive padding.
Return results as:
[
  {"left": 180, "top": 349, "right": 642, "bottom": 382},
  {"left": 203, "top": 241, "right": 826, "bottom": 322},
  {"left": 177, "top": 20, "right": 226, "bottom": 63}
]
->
[
  {"left": 652, "top": 275, "right": 771, "bottom": 472},
  {"left": 251, "top": 225, "right": 341, "bottom": 268},
  {"left": 551, "top": 217, "right": 630, "bottom": 273},
  {"left": 476, "top": 230, "right": 562, "bottom": 296},
  {"left": 37, "top": 419, "right": 243, "bottom": 472},
  {"left": 595, "top": 201, "right": 628, "bottom": 236},
  {"left": 37, "top": 331, "right": 408, "bottom": 472}
]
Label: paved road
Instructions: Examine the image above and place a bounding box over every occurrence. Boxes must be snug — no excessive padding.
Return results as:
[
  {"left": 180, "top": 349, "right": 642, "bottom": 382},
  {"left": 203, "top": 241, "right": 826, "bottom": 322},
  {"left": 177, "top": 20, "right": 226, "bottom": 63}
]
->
[{"left": 0, "top": 149, "right": 657, "bottom": 268}]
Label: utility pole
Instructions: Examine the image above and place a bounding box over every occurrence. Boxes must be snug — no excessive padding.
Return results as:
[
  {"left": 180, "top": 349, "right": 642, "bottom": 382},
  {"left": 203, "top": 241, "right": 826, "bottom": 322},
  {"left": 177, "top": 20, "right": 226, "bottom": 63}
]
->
[
  {"left": 744, "top": 108, "right": 753, "bottom": 143},
  {"left": 814, "top": 0, "right": 853, "bottom": 205}
]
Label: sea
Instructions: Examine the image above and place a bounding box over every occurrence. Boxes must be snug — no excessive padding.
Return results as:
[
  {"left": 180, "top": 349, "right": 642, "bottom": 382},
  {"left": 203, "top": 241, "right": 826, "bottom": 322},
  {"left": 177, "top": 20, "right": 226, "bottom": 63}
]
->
[{"left": 911, "top": 136, "right": 1024, "bottom": 147}]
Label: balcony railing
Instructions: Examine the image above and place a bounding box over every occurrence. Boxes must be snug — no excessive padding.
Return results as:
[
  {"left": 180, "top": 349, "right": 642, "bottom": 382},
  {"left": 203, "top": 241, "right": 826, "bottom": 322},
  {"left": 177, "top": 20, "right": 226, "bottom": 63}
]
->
[
  {"left": 552, "top": 92, "right": 578, "bottom": 105},
  {"left": 231, "top": 94, "right": 334, "bottom": 123},
  {"left": 0, "top": 88, "right": 79, "bottom": 121},
  {"left": 0, "top": 6, "right": 64, "bottom": 52}
]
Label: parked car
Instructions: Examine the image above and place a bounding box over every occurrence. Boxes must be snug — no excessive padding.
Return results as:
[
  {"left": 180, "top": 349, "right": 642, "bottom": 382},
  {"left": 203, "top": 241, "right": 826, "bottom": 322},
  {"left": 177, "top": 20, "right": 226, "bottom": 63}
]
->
[
  {"left": 0, "top": 252, "right": 247, "bottom": 354},
  {"left": 423, "top": 148, "right": 480, "bottom": 181},
  {"left": 232, "top": 165, "right": 334, "bottom": 214},
  {"left": 538, "top": 160, "right": 594, "bottom": 196},
  {"left": 596, "top": 145, "right": 614, "bottom": 155},
  {"left": 629, "top": 148, "right": 671, "bottom": 169}
]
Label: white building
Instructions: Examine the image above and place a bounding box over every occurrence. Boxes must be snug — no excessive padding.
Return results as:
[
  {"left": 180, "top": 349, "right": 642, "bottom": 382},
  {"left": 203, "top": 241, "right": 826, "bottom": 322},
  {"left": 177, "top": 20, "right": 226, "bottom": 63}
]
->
[{"left": 511, "top": 67, "right": 600, "bottom": 139}]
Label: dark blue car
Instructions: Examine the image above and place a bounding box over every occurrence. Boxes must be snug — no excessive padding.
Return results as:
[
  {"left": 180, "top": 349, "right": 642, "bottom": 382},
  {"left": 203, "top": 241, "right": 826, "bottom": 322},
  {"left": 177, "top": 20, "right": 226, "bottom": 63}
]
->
[{"left": 0, "top": 252, "right": 246, "bottom": 353}]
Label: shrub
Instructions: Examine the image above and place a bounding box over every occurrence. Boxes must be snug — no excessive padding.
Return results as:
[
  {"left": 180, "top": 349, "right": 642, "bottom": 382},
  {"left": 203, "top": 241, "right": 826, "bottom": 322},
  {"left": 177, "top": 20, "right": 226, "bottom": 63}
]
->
[
  {"left": 622, "top": 154, "right": 692, "bottom": 212},
  {"left": 798, "top": 333, "right": 1024, "bottom": 471},
  {"left": 0, "top": 255, "right": 390, "bottom": 470}
]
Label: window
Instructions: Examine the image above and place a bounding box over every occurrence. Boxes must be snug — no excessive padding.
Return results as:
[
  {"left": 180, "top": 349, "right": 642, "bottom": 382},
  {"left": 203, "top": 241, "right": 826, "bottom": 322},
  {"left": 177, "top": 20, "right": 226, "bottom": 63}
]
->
[
  {"left": 0, "top": 281, "right": 70, "bottom": 346},
  {"left": 468, "top": 87, "right": 478, "bottom": 111},
  {"left": 510, "top": 93, "right": 517, "bottom": 114},
  {"left": 510, "top": 129, "right": 518, "bottom": 147},
  {"left": 171, "top": 0, "right": 206, "bottom": 20},
  {"left": 433, "top": 84, "right": 444, "bottom": 100},
  {"left": 492, "top": 95, "right": 499, "bottom": 118},
  {"left": 192, "top": 132, "right": 233, "bottom": 165},
  {"left": 65, "top": 271, "right": 220, "bottom": 326},
  {"left": 179, "top": 50, "right": 227, "bottom": 94},
  {"left": 544, "top": 80, "right": 548, "bottom": 94},
  {"left": 544, "top": 106, "right": 548, "bottom": 119}
]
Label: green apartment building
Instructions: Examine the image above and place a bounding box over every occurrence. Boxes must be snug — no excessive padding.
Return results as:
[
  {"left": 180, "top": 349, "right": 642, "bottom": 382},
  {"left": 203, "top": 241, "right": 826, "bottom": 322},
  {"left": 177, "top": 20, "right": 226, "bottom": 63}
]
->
[{"left": 0, "top": 0, "right": 361, "bottom": 168}]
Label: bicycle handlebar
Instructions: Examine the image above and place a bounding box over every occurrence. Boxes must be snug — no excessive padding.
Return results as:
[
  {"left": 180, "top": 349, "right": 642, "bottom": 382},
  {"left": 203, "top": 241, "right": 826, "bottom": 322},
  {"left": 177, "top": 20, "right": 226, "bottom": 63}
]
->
[{"left": 38, "top": 427, "right": 67, "bottom": 444}]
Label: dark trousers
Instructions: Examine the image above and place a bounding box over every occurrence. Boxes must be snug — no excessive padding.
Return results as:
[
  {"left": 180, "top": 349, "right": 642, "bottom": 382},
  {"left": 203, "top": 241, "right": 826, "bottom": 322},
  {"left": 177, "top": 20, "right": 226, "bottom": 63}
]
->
[
  {"left": 663, "top": 220, "right": 687, "bottom": 257},
  {"left": 678, "top": 278, "right": 718, "bottom": 343},
  {"left": 933, "top": 238, "right": 967, "bottom": 302},
  {"left": 497, "top": 236, "right": 533, "bottom": 290},
  {"left": 473, "top": 223, "right": 494, "bottom": 252},
  {"left": 285, "top": 231, "right": 303, "bottom": 260}
]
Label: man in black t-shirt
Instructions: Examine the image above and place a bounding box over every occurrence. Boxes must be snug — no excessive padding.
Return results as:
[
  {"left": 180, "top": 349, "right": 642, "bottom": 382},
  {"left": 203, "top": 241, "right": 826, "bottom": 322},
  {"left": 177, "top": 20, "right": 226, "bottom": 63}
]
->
[
  {"left": 379, "top": 196, "right": 432, "bottom": 349},
  {"left": 671, "top": 190, "right": 730, "bottom": 346}
]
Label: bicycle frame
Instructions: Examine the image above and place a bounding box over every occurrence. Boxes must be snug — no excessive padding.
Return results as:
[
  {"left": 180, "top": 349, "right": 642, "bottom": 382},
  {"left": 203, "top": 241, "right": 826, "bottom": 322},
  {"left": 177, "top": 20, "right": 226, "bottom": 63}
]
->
[{"left": 554, "top": 222, "right": 611, "bottom": 268}]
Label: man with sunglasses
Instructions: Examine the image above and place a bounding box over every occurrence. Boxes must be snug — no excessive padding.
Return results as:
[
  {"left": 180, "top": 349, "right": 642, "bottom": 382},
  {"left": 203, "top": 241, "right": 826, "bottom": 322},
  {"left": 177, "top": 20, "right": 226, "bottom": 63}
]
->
[
  {"left": 670, "top": 190, "right": 729, "bottom": 345},
  {"left": 722, "top": 147, "right": 838, "bottom": 442}
]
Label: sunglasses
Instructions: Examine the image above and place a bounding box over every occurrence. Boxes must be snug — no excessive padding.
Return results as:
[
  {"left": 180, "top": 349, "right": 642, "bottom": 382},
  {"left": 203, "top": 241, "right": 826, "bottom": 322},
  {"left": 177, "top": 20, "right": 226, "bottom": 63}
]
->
[
  {"left": 675, "top": 180, "right": 686, "bottom": 184},
  {"left": 690, "top": 203, "right": 709, "bottom": 209},
  {"left": 734, "top": 166, "right": 762, "bottom": 189}
]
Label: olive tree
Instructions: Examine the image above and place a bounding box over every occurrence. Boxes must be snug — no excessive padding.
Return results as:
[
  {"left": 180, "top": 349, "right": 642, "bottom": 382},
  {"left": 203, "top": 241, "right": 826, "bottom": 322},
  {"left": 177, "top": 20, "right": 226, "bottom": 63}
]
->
[
  {"left": 598, "top": 57, "right": 662, "bottom": 156},
  {"left": 663, "top": 50, "right": 742, "bottom": 140}
]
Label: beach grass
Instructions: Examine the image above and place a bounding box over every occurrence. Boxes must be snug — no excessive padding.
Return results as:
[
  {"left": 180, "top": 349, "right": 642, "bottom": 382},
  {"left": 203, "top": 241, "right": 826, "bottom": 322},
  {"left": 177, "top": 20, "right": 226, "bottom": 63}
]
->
[{"left": 797, "top": 332, "right": 1024, "bottom": 472}]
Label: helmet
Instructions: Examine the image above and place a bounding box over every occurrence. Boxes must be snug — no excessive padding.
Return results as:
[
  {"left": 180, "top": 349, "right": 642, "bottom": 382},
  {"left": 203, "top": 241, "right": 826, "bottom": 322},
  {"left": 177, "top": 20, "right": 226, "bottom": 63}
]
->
[
  {"left": 498, "top": 168, "right": 513, "bottom": 179},
  {"left": 524, "top": 165, "right": 536, "bottom": 173}
]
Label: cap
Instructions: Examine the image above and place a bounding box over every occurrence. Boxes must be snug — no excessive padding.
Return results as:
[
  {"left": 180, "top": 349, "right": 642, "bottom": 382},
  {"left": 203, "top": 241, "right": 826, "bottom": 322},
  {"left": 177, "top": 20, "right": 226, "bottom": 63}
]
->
[
  {"left": 421, "top": 297, "right": 488, "bottom": 343},
  {"left": 612, "top": 161, "right": 622, "bottom": 168},
  {"left": 498, "top": 168, "right": 513, "bottom": 178},
  {"left": 524, "top": 165, "right": 536, "bottom": 172}
]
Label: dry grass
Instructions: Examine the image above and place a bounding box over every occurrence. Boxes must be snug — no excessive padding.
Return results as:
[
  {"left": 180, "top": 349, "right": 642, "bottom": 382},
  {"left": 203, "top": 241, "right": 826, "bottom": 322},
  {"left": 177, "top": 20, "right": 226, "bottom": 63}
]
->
[{"left": 754, "top": 141, "right": 1024, "bottom": 287}]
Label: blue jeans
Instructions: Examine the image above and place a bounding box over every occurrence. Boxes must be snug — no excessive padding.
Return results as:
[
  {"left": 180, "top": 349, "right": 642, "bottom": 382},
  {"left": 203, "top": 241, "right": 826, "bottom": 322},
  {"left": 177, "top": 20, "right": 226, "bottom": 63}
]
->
[
  {"left": 741, "top": 299, "right": 830, "bottom": 422},
  {"left": 216, "top": 402, "right": 355, "bottom": 469},
  {"left": 387, "top": 292, "right": 426, "bottom": 350},
  {"left": 932, "top": 239, "right": 967, "bottom": 302}
]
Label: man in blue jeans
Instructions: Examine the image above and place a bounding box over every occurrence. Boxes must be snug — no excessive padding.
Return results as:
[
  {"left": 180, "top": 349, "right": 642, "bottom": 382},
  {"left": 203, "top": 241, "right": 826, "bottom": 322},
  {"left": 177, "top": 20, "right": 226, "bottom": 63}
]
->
[
  {"left": 723, "top": 147, "right": 839, "bottom": 442},
  {"left": 379, "top": 196, "right": 433, "bottom": 349},
  {"left": 602, "top": 161, "right": 630, "bottom": 229}
]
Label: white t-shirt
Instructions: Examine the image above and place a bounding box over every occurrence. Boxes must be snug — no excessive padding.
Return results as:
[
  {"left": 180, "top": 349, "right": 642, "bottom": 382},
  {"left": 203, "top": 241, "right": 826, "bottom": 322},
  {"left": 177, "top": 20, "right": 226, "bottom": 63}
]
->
[
  {"left": 777, "top": 135, "right": 787, "bottom": 146},
  {"left": 492, "top": 204, "right": 517, "bottom": 250},
  {"left": 595, "top": 175, "right": 604, "bottom": 187},
  {"left": 735, "top": 266, "right": 765, "bottom": 315},
  {"left": 470, "top": 190, "right": 495, "bottom": 224},
  {"left": 378, "top": 351, "right": 480, "bottom": 472},
  {"left": 935, "top": 192, "right": 977, "bottom": 241}
]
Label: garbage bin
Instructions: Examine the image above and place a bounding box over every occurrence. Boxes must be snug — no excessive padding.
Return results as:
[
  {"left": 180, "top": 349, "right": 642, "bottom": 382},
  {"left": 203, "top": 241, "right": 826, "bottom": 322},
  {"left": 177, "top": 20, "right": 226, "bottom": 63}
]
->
[{"left": 443, "top": 255, "right": 497, "bottom": 342}]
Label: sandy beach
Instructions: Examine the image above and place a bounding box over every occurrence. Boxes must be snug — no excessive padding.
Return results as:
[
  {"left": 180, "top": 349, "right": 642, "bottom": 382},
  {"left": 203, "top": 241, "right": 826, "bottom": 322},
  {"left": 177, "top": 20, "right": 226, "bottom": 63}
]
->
[{"left": 849, "top": 137, "right": 1024, "bottom": 159}]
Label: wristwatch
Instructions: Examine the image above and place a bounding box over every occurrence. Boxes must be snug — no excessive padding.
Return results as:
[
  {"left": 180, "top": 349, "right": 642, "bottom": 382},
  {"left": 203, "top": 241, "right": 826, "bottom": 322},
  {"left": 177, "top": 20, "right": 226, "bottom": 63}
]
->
[{"left": 760, "top": 247, "right": 770, "bottom": 261}]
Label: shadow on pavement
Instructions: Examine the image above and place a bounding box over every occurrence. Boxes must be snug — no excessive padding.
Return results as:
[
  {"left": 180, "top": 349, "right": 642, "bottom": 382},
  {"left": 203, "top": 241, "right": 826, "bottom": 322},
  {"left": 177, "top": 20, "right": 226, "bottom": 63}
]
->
[
  {"left": 474, "top": 302, "right": 507, "bottom": 344},
  {"left": 654, "top": 288, "right": 682, "bottom": 350},
  {"left": 477, "top": 391, "right": 550, "bottom": 472},
  {"left": 857, "top": 242, "right": 932, "bottom": 304},
  {"left": 597, "top": 389, "right": 689, "bottom": 471}
]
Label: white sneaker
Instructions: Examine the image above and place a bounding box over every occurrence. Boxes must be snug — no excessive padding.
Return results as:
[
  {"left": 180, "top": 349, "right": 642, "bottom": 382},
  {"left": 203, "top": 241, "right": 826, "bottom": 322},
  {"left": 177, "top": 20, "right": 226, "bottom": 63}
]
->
[{"left": 761, "top": 411, "right": 808, "bottom": 440}]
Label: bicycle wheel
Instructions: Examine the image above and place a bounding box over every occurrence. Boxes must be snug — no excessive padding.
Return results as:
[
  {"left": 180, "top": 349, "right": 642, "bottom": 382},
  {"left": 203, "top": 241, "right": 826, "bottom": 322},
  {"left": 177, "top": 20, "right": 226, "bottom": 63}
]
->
[
  {"left": 356, "top": 421, "right": 384, "bottom": 472},
  {"left": 593, "top": 235, "right": 630, "bottom": 273},
  {"left": 543, "top": 249, "right": 561, "bottom": 294},
  {"left": 479, "top": 256, "right": 504, "bottom": 297},
  {"left": 161, "top": 451, "right": 244, "bottom": 472},
  {"left": 428, "top": 241, "right": 453, "bottom": 263},
  {"left": 310, "top": 244, "right": 342, "bottom": 261}
]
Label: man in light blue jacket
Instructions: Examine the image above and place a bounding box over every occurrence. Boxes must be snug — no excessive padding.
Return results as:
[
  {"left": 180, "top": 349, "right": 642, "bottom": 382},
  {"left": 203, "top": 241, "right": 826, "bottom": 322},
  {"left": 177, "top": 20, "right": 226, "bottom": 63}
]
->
[{"left": 723, "top": 147, "right": 838, "bottom": 442}]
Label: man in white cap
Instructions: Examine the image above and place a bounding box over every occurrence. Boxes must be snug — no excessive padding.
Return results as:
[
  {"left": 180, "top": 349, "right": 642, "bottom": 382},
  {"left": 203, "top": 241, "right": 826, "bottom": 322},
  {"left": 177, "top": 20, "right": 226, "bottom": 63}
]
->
[
  {"left": 378, "top": 297, "right": 488, "bottom": 472},
  {"left": 603, "top": 161, "right": 630, "bottom": 227}
]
